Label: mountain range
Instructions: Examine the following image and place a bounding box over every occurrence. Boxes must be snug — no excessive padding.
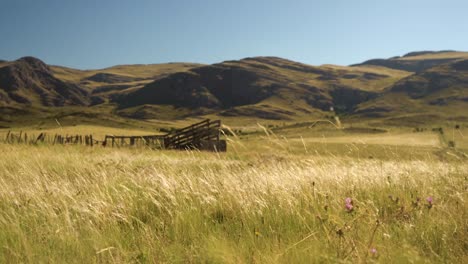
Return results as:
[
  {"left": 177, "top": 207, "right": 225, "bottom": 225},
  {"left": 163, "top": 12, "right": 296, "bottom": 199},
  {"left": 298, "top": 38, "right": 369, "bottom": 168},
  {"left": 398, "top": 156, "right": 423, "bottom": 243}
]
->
[{"left": 0, "top": 50, "right": 467, "bottom": 126}]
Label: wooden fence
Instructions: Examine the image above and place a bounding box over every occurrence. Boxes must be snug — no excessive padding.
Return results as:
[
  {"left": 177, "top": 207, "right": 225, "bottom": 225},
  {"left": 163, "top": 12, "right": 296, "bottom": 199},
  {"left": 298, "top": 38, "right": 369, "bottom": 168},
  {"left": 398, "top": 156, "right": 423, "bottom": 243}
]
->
[
  {"left": 163, "top": 119, "right": 223, "bottom": 150},
  {"left": 1, "top": 119, "right": 227, "bottom": 152},
  {"left": 2, "top": 131, "right": 96, "bottom": 146},
  {"left": 102, "top": 135, "right": 165, "bottom": 148}
]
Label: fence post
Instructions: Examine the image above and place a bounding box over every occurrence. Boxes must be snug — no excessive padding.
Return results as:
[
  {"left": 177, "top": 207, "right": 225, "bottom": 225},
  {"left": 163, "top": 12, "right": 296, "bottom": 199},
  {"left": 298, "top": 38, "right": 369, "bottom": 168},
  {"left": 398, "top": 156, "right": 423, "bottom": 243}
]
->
[{"left": 5, "top": 130, "right": 10, "bottom": 143}]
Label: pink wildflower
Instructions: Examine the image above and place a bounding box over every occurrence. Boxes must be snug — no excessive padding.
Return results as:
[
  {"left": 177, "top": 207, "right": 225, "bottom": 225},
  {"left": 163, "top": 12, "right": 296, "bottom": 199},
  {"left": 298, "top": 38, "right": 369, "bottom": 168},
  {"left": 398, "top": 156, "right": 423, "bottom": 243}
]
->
[
  {"left": 345, "top": 197, "right": 352, "bottom": 204},
  {"left": 345, "top": 197, "right": 354, "bottom": 212},
  {"left": 426, "top": 196, "right": 433, "bottom": 204},
  {"left": 426, "top": 196, "right": 434, "bottom": 209}
]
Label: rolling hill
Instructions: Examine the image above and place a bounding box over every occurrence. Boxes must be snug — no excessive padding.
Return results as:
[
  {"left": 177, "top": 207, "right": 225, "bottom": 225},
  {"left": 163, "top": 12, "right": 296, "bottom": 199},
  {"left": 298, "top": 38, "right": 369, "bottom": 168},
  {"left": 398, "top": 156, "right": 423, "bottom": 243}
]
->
[
  {"left": 355, "top": 58, "right": 468, "bottom": 123},
  {"left": 352, "top": 50, "right": 468, "bottom": 73},
  {"left": 0, "top": 57, "right": 89, "bottom": 107},
  {"left": 0, "top": 51, "right": 467, "bottom": 126},
  {"left": 51, "top": 62, "right": 203, "bottom": 102},
  {"left": 114, "top": 56, "right": 409, "bottom": 120}
]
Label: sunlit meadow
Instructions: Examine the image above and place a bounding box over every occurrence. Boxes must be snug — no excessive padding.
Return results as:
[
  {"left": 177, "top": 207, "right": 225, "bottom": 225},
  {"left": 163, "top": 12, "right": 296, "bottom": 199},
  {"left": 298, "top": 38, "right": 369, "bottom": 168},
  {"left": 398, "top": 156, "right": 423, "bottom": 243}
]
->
[{"left": 0, "top": 134, "right": 466, "bottom": 263}]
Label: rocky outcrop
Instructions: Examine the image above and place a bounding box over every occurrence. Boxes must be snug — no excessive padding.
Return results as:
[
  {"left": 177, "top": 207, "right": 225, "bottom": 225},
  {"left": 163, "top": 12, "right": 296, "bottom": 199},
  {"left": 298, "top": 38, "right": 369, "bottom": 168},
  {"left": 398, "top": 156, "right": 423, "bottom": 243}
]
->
[{"left": 0, "top": 57, "right": 89, "bottom": 106}]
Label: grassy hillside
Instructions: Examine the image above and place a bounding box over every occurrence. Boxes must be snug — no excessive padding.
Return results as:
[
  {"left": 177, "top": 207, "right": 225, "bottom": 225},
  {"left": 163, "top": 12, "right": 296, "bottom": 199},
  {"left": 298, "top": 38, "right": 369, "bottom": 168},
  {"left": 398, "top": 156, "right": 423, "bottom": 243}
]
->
[
  {"left": 353, "top": 51, "right": 468, "bottom": 72},
  {"left": 51, "top": 63, "right": 203, "bottom": 83},
  {"left": 355, "top": 58, "right": 468, "bottom": 123},
  {"left": 115, "top": 57, "right": 409, "bottom": 120},
  {"left": 0, "top": 57, "right": 89, "bottom": 107},
  {"left": 1, "top": 51, "right": 467, "bottom": 127},
  {"left": 51, "top": 62, "right": 203, "bottom": 102}
]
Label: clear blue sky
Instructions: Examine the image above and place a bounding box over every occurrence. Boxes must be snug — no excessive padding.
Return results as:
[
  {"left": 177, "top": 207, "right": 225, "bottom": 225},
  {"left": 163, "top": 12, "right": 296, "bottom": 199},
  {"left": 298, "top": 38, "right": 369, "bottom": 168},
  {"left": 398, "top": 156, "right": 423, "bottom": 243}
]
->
[{"left": 0, "top": 0, "right": 466, "bottom": 69}]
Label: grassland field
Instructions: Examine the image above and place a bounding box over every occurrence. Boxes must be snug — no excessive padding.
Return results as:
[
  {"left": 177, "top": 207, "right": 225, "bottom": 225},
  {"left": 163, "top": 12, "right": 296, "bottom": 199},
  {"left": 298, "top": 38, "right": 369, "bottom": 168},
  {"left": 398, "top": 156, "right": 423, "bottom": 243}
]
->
[{"left": 0, "top": 121, "right": 467, "bottom": 263}]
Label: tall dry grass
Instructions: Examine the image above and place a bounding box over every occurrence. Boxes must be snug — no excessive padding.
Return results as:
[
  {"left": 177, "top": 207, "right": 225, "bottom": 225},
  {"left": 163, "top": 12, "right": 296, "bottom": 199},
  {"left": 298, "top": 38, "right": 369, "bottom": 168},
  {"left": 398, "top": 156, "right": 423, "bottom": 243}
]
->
[{"left": 0, "top": 140, "right": 466, "bottom": 263}]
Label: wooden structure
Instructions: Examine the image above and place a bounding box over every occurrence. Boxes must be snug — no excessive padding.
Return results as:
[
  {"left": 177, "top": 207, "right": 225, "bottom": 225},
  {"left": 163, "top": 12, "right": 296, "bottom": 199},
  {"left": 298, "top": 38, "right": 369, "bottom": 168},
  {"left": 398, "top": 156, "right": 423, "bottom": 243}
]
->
[
  {"left": 163, "top": 119, "right": 226, "bottom": 151},
  {"left": 1, "top": 119, "right": 226, "bottom": 152},
  {"left": 103, "top": 135, "right": 165, "bottom": 148},
  {"left": 102, "top": 119, "right": 226, "bottom": 151},
  {"left": 3, "top": 131, "right": 96, "bottom": 146}
]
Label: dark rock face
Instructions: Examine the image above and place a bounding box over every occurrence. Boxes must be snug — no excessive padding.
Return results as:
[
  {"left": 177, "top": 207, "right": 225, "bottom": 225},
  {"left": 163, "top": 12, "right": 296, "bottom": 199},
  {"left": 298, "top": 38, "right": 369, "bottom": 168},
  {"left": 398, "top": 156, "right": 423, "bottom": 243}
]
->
[
  {"left": 193, "top": 65, "right": 277, "bottom": 107},
  {"left": 430, "top": 94, "right": 468, "bottom": 106},
  {"left": 0, "top": 57, "right": 54, "bottom": 92},
  {"left": 17, "top": 56, "right": 51, "bottom": 72},
  {"left": 330, "top": 86, "right": 378, "bottom": 114},
  {"left": 402, "top": 50, "right": 457, "bottom": 57},
  {"left": 390, "top": 71, "right": 464, "bottom": 99},
  {"left": 116, "top": 71, "right": 221, "bottom": 109},
  {"left": 0, "top": 57, "right": 89, "bottom": 106},
  {"left": 92, "top": 84, "right": 133, "bottom": 94},
  {"left": 85, "top": 73, "right": 142, "bottom": 83},
  {"left": 452, "top": 60, "right": 468, "bottom": 71},
  {"left": 353, "top": 58, "right": 455, "bottom": 73},
  {"left": 116, "top": 63, "right": 280, "bottom": 109},
  {"left": 90, "top": 96, "right": 105, "bottom": 106}
]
